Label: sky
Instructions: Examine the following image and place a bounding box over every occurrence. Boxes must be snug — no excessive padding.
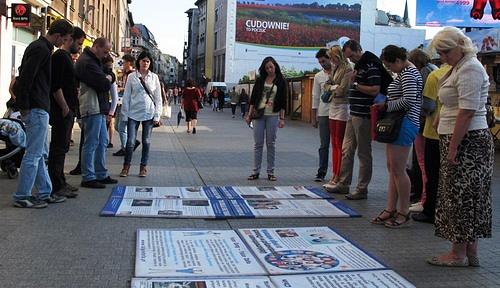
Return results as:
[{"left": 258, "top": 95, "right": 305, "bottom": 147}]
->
[{"left": 128, "top": 0, "right": 441, "bottom": 60}]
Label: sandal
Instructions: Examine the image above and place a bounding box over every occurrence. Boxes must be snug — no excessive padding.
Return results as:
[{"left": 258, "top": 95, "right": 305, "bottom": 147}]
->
[
  {"left": 370, "top": 209, "right": 396, "bottom": 225},
  {"left": 268, "top": 174, "right": 277, "bottom": 181},
  {"left": 247, "top": 173, "right": 259, "bottom": 180},
  {"left": 385, "top": 212, "right": 411, "bottom": 228}
]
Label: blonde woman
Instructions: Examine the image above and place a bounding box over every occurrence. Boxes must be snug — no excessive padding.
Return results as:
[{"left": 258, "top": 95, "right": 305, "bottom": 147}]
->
[
  {"left": 323, "top": 46, "right": 353, "bottom": 191},
  {"left": 427, "top": 27, "right": 493, "bottom": 267}
]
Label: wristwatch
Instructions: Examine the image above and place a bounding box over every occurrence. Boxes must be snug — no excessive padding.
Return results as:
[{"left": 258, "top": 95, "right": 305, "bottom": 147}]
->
[{"left": 353, "top": 82, "right": 359, "bottom": 89}]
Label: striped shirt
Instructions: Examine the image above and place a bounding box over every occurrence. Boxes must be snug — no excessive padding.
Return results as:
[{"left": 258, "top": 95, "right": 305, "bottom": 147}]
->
[
  {"left": 386, "top": 66, "right": 423, "bottom": 127},
  {"left": 349, "top": 61, "right": 382, "bottom": 118}
]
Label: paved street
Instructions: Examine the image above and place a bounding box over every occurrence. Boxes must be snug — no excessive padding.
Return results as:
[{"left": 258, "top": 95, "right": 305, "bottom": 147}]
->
[{"left": 0, "top": 105, "right": 499, "bottom": 288}]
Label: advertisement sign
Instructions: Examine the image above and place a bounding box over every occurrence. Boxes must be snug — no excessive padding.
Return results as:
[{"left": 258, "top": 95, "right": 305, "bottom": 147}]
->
[
  {"left": 229, "top": 0, "right": 361, "bottom": 84},
  {"left": 236, "top": 0, "right": 361, "bottom": 48},
  {"left": 466, "top": 28, "right": 500, "bottom": 53},
  {"left": 416, "top": 0, "right": 500, "bottom": 28},
  {"left": 11, "top": 3, "right": 31, "bottom": 27}
]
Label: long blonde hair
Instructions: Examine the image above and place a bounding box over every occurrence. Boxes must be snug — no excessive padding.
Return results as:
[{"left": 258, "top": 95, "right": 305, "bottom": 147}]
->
[{"left": 328, "top": 45, "right": 350, "bottom": 84}]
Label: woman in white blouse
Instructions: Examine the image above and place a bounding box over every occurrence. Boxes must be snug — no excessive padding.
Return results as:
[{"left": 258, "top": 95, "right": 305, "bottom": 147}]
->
[
  {"left": 119, "top": 51, "right": 162, "bottom": 177},
  {"left": 427, "top": 27, "right": 493, "bottom": 267}
]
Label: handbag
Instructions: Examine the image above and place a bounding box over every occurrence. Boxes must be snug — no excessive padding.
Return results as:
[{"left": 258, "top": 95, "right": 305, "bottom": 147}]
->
[
  {"left": 375, "top": 110, "right": 406, "bottom": 143},
  {"left": 162, "top": 105, "right": 171, "bottom": 118},
  {"left": 251, "top": 83, "right": 274, "bottom": 120}
]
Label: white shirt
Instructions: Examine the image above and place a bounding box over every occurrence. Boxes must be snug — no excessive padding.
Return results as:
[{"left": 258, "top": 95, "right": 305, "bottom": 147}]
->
[
  {"left": 312, "top": 70, "right": 330, "bottom": 117},
  {"left": 121, "top": 71, "right": 162, "bottom": 122},
  {"left": 438, "top": 55, "right": 489, "bottom": 135}
]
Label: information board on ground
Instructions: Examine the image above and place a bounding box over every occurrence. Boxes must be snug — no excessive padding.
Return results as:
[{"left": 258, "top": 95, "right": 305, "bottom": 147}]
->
[
  {"left": 270, "top": 270, "right": 416, "bottom": 288},
  {"left": 238, "top": 227, "right": 386, "bottom": 275},
  {"left": 135, "top": 229, "right": 266, "bottom": 277},
  {"left": 131, "top": 277, "right": 275, "bottom": 288}
]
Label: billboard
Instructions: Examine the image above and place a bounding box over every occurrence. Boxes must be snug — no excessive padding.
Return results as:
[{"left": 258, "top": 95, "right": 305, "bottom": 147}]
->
[
  {"left": 416, "top": 0, "right": 500, "bottom": 28},
  {"left": 236, "top": 0, "right": 361, "bottom": 48},
  {"left": 466, "top": 28, "right": 500, "bottom": 53},
  {"left": 228, "top": 0, "right": 361, "bottom": 84}
]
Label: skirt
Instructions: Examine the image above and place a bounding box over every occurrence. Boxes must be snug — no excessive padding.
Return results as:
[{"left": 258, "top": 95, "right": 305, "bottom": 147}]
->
[{"left": 435, "top": 129, "right": 494, "bottom": 243}]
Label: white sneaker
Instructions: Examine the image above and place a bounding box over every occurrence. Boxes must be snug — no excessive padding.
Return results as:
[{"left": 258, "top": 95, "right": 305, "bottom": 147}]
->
[{"left": 409, "top": 202, "right": 424, "bottom": 212}]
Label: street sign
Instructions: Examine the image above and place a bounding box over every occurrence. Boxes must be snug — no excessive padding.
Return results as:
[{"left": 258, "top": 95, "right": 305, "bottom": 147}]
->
[{"left": 11, "top": 3, "right": 31, "bottom": 27}]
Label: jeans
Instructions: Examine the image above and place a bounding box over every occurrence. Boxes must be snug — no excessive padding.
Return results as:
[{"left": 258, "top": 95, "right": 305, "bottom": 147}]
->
[
  {"left": 124, "top": 119, "right": 153, "bottom": 166},
  {"left": 337, "top": 116, "right": 372, "bottom": 191},
  {"left": 48, "top": 110, "right": 74, "bottom": 191},
  {"left": 14, "top": 109, "right": 52, "bottom": 200},
  {"left": 81, "top": 114, "right": 108, "bottom": 182},
  {"left": 241, "top": 103, "right": 247, "bottom": 117},
  {"left": 231, "top": 103, "right": 237, "bottom": 115},
  {"left": 252, "top": 115, "right": 279, "bottom": 174},
  {"left": 317, "top": 116, "right": 330, "bottom": 176},
  {"left": 114, "top": 105, "right": 128, "bottom": 149}
]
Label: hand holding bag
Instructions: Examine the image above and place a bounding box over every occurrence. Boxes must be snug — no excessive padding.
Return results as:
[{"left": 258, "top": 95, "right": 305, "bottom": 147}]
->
[{"left": 375, "top": 109, "right": 407, "bottom": 143}]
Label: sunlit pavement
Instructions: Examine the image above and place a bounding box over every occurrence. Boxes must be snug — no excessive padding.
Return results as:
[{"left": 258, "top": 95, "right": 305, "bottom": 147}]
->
[{"left": 0, "top": 105, "right": 498, "bottom": 287}]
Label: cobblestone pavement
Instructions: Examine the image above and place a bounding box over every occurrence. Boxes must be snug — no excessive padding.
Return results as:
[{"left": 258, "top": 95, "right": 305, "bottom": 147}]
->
[{"left": 0, "top": 105, "right": 498, "bottom": 288}]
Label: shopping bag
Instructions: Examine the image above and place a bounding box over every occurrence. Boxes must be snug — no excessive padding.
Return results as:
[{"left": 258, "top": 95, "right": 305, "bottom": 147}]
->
[{"left": 162, "top": 104, "right": 172, "bottom": 119}]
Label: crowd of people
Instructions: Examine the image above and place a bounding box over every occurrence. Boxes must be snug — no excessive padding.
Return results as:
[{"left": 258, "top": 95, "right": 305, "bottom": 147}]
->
[{"left": 5, "top": 19, "right": 494, "bottom": 268}]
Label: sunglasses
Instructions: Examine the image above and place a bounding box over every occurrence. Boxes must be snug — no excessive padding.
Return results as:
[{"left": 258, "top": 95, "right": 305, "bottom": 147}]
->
[{"left": 436, "top": 49, "right": 452, "bottom": 56}]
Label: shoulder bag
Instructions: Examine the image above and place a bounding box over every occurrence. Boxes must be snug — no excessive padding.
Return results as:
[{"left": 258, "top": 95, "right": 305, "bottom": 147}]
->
[
  {"left": 375, "top": 109, "right": 407, "bottom": 143},
  {"left": 138, "top": 73, "right": 161, "bottom": 127}
]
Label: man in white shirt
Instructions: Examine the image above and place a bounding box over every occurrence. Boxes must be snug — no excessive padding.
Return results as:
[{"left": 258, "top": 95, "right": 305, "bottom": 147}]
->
[{"left": 312, "top": 48, "right": 332, "bottom": 182}]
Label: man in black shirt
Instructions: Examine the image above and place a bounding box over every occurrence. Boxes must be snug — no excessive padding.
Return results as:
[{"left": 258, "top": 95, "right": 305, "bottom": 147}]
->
[
  {"left": 48, "top": 27, "right": 86, "bottom": 199},
  {"left": 326, "top": 40, "right": 390, "bottom": 200},
  {"left": 12, "top": 20, "right": 74, "bottom": 208}
]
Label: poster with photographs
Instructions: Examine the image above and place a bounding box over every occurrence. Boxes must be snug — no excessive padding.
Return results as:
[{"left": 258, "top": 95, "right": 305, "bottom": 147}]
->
[
  {"left": 270, "top": 270, "right": 416, "bottom": 288},
  {"left": 135, "top": 229, "right": 266, "bottom": 278},
  {"left": 109, "top": 185, "right": 230, "bottom": 200},
  {"left": 237, "top": 227, "right": 385, "bottom": 275},
  {"left": 101, "top": 198, "right": 237, "bottom": 218},
  {"left": 220, "top": 186, "right": 332, "bottom": 200},
  {"left": 131, "top": 277, "right": 275, "bottom": 288}
]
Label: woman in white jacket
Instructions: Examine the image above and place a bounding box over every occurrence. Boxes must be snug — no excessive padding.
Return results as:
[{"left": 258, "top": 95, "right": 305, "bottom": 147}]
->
[{"left": 119, "top": 51, "right": 162, "bottom": 177}]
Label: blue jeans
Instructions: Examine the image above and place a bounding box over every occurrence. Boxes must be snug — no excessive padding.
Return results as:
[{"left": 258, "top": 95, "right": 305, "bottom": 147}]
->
[
  {"left": 252, "top": 115, "right": 279, "bottom": 174},
  {"left": 114, "top": 105, "right": 128, "bottom": 149},
  {"left": 14, "top": 109, "right": 52, "bottom": 200},
  {"left": 81, "top": 114, "right": 108, "bottom": 182},
  {"left": 124, "top": 119, "right": 153, "bottom": 166}
]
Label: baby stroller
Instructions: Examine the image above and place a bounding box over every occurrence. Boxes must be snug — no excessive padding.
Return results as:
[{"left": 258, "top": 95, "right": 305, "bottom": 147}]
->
[{"left": 0, "top": 117, "right": 25, "bottom": 179}]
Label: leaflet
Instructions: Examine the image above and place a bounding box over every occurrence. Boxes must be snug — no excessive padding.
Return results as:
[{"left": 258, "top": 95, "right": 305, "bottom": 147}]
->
[
  {"left": 238, "top": 227, "right": 385, "bottom": 275},
  {"left": 218, "top": 186, "right": 332, "bottom": 200},
  {"left": 135, "top": 229, "right": 266, "bottom": 277},
  {"left": 131, "top": 277, "right": 275, "bottom": 288},
  {"left": 270, "top": 270, "right": 416, "bottom": 288},
  {"left": 112, "top": 186, "right": 213, "bottom": 199}
]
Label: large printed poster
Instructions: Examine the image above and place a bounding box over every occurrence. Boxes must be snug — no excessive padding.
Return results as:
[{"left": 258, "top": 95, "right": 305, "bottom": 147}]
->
[
  {"left": 236, "top": 0, "right": 361, "bottom": 48},
  {"left": 416, "top": 0, "right": 500, "bottom": 28},
  {"left": 131, "top": 277, "right": 275, "bottom": 288},
  {"left": 135, "top": 229, "right": 266, "bottom": 277},
  {"left": 228, "top": 0, "right": 361, "bottom": 84}
]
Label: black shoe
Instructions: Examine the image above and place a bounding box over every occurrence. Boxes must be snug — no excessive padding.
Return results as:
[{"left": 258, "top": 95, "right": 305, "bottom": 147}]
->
[
  {"left": 412, "top": 212, "right": 434, "bottom": 224},
  {"left": 107, "top": 143, "right": 113, "bottom": 148},
  {"left": 42, "top": 194, "right": 67, "bottom": 204},
  {"left": 113, "top": 148, "right": 126, "bottom": 156},
  {"left": 81, "top": 180, "right": 106, "bottom": 189},
  {"left": 69, "top": 166, "right": 81, "bottom": 175},
  {"left": 13, "top": 197, "right": 48, "bottom": 208},
  {"left": 64, "top": 183, "right": 79, "bottom": 192},
  {"left": 314, "top": 174, "right": 325, "bottom": 182},
  {"left": 134, "top": 140, "right": 141, "bottom": 151},
  {"left": 55, "top": 187, "right": 78, "bottom": 198},
  {"left": 192, "top": 127, "right": 196, "bottom": 134},
  {"left": 97, "top": 176, "right": 118, "bottom": 184}
]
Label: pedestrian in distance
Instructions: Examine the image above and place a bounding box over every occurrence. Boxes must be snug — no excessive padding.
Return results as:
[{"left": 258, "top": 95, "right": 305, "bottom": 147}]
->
[
  {"left": 246, "top": 56, "right": 287, "bottom": 181},
  {"left": 371, "top": 45, "right": 423, "bottom": 228},
  {"left": 103, "top": 55, "right": 119, "bottom": 149},
  {"left": 75, "top": 38, "right": 118, "bottom": 188},
  {"left": 229, "top": 86, "right": 240, "bottom": 118},
  {"left": 218, "top": 88, "right": 225, "bottom": 112},
  {"left": 181, "top": 79, "right": 202, "bottom": 134},
  {"left": 311, "top": 48, "right": 332, "bottom": 182},
  {"left": 426, "top": 27, "right": 493, "bottom": 268},
  {"left": 240, "top": 88, "right": 249, "bottom": 118},
  {"left": 119, "top": 51, "right": 162, "bottom": 177},
  {"left": 47, "top": 26, "right": 86, "bottom": 199},
  {"left": 12, "top": 19, "right": 74, "bottom": 208}
]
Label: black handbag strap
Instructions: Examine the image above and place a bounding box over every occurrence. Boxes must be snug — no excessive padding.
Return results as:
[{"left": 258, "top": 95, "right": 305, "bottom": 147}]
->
[
  {"left": 264, "top": 83, "right": 275, "bottom": 104},
  {"left": 138, "top": 72, "right": 155, "bottom": 107}
]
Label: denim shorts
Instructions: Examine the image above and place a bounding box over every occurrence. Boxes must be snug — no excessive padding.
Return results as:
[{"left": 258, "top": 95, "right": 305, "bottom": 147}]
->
[{"left": 392, "top": 117, "right": 418, "bottom": 147}]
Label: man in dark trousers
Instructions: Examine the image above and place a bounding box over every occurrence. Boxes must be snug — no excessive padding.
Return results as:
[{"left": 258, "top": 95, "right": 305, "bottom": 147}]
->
[
  {"left": 48, "top": 27, "right": 86, "bottom": 199},
  {"left": 12, "top": 19, "right": 74, "bottom": 208},
  {"left": 75, "top": 38, "right": 118, "bottom": 188}
]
